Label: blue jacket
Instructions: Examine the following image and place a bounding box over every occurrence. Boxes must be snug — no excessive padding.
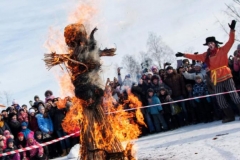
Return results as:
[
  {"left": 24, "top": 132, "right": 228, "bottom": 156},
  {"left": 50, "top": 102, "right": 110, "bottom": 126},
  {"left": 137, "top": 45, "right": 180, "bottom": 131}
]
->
[
  {"left": 147, "top": 95, "right": 163, "bottom": 114},
  {"left": 35, "top": 113, "right": 53, "bottom": 133}
]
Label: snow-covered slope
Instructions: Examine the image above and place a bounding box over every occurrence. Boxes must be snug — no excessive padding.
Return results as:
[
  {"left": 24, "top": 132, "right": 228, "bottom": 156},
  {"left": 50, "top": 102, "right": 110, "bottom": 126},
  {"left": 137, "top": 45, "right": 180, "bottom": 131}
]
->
[{"left": 54, "top": 120, "right": 240, "bottom": 160}]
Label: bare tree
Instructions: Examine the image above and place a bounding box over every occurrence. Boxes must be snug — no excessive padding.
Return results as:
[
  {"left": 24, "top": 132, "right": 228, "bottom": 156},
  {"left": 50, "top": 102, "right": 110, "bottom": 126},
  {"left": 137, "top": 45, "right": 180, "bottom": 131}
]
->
[
  {"left": 121, "top": 55, "right": 140, "bottom": 79},
  {"left": 0, "top": 91, "right": 12, "bottom": 106},
  {"left": 218, "top": 1, "right": 240, "bottom": 42},
  {"left": 147, "top": 32, "right": 175, "bottom": 69},
  {"left": 139, "top": 51, "right": 153, "bottom": 71}
]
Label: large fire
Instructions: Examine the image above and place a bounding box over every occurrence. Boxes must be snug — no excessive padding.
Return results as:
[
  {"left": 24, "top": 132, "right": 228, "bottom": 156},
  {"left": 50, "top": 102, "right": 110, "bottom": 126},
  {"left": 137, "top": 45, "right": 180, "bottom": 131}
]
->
[{"left": 44, "top": 1, "right": 145, "bottom": 159}]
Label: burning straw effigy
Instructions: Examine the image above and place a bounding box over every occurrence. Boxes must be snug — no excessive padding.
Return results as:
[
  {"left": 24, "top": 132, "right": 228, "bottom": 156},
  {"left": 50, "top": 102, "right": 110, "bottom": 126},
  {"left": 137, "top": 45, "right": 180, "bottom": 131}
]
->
[{"left": 43, "top": 23, "right": 145, "bottom": 160}]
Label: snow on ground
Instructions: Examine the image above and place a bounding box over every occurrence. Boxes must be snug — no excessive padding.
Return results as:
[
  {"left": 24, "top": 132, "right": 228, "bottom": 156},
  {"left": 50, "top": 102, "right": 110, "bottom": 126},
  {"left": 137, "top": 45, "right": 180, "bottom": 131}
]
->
[{"left": 54, "top": 120, "right": 240, "bottom": 160}]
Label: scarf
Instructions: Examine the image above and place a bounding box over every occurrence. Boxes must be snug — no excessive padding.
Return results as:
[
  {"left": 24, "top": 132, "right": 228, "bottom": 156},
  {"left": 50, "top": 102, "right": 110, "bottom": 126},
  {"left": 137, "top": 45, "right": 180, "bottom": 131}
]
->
[
  {"left": 0, "top": 121, "right": 4, "bottom": 128},
  {"left": 205, "top": 48, "right": 218, "bottom": 68}
]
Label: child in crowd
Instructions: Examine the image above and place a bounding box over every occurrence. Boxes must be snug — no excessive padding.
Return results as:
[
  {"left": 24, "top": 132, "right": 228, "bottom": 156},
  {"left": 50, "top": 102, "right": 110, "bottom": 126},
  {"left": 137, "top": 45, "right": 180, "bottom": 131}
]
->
[
  {"left": 147, "top": 88, "right": 168, "bottom": 132},
  {"left": 3, "top": 138, "right": 20, "bottom": 160},
  {"left": 193, "top": 76, "right": 213, "bottom": 123},
  {"left": 20, "top": 122, "right": 34, "bottom": 140},
  {"left": 16, "top": 132, "right": 28, "bottom": 160},
  {"left": 18, "top": 109, "right": 29, "bottom": 124},
  {"left": 26, "top": 134, "right": 46, "bottom": 160}
]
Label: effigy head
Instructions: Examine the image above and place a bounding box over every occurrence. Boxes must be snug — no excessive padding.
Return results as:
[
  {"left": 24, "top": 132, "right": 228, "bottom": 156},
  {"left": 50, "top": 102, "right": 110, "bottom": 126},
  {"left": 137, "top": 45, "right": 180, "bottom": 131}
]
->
[{"left": 64, "top": 23, "right": 88, "bottom": 48}]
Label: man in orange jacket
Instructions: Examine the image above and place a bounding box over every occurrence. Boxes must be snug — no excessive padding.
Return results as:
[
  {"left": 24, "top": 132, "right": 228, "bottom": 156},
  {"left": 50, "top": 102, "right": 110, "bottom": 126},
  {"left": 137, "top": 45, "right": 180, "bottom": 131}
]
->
[{"left": 175, "top": 20, "right": 239, "bottom": 123}]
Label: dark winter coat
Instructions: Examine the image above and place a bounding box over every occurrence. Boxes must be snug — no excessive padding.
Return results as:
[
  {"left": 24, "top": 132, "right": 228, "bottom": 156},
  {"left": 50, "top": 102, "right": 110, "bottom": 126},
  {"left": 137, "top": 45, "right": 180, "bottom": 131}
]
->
[
  {"left": 164, "top": 72, "right": 186, "bottom": 98},
  {"left": 192, "top": 82, "right": 208, "bottom": 97},
  {"left": 8, "top": 121, "right": 21, "bottom": 139},
  {"left": 49, "top": 107, "right": 67, "bottom": 131},
  {"left": 0, "top": 122, "right": 11, "bottom": 135},
  {"left": 28, "top": 115, "right": 39, "bottom": 132},
  {"left": 158, "top": 89, "right": 172, "bottom": 114}
]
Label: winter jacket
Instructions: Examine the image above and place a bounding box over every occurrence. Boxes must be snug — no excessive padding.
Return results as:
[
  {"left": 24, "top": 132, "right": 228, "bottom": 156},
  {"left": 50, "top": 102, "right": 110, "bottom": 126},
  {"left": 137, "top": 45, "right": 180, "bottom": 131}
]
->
[
  {"left": 3, "top": 146, "right": 20, "bottom": 160},
  {"left": 26, "top": 138, "right": 44, "bottom": 158},
  {"left": 49, "top": 107, "right": 66, "bottom": 131},
  {"left": 28, "top": 115, "right": 39, "bottom": 132},
  {"left": 158, "top": 89, "right": 172, "bottom": 114},
  {"left": 17, "top": 112, "right": 28, "bottom": 123},
  {"left": 147, "top": 95, "right": 163, "bottom": 114},
  {"left": 8, "top": 121, "right": 21, "bottom": 139},
  {"left": 16, "top": 138, "right": 27, "bottom": 159},
  {"left": 164, "top": 73, "right": 186, "bottom": 98},
  {"left": 233, "top": 55, "right": 240, "bottom": 72},
  {"left": 182, "top": 69, "right": 206, "bottom": 81},
  {"left": 21, "top": 128, "right": 34, "bottom": 140},
  {"left": 35, "top": 114, "right": 53, "bottom": 134},
  {"left": 0, "top": 122, "right": 11, "bottom": 136},
  {"left": 185, "top": 30, "right": 235, "bottom": 84},
  {"left": 193, "top": 82, "right": 208, "bottom": 97}
]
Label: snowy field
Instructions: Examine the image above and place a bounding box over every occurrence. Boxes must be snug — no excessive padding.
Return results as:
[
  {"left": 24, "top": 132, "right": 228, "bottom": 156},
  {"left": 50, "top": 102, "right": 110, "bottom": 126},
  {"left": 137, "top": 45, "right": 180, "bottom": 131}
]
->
[{"left": 54, "top": 120, "right": 240, "bottom": 160}]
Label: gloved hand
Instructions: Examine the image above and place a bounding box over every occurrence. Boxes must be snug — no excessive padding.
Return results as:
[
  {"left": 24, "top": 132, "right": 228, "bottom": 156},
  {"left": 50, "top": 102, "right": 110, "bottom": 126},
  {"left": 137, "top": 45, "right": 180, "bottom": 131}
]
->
[
  {"left": 194, "top": 52, "right": 198, "bottom": 55},
  {"left": 175, "top": 52, "right": 184, "bottom": 57},
  {"left": 229, "top": 20, "right": 236, "bottom": 30}
]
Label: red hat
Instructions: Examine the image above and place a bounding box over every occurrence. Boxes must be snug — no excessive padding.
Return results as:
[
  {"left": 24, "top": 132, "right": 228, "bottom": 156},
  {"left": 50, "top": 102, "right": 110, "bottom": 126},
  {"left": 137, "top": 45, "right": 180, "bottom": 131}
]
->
[{"left": 18, "top": 132, "right": 24, "bottom": 137}]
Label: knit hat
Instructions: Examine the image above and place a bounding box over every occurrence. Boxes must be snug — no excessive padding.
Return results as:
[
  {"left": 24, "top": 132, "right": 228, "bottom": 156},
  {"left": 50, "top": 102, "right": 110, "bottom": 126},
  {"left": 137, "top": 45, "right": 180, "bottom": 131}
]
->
[
  {"left": 145, "top": 72, "right": 153, "bottom": 76},
  {"left": 166, "top": 66, "right": 173, "bottom": 70},
  {"left": 12, "top": 99, "right": 18, "bottom": 105},
  {"left": 151, "top": 66, "right": 158, "bottom": 71},
  {"left": 29, "top": 108, "right": 35, "bottom": 114},
  {"left": 38, "top": 105, "right": 45, "bottom": 111},
  {"left": 21, "top": 122, "right": 28, "bottom": 127},
  {"left": 147, "top": 88, "right": 154, "bottom": 93},
  {"left": 7, "top": 138, "right": 14, "bottom": 144},
  {"left": 8, "top": 113, "right": 16, "bottom": 121},
  {"left": 35, "top": 131, "right": 42, "bottom": 136},
  {"left": 18, "top": 132, "right": 24, "bottom": 137}
]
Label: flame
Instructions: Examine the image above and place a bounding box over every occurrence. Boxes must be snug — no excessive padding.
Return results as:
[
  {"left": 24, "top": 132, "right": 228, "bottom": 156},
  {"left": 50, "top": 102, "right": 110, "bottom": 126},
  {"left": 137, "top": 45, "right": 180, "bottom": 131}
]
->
[{"left": 45, "top": 0, "right": 146, "bottom": 159}]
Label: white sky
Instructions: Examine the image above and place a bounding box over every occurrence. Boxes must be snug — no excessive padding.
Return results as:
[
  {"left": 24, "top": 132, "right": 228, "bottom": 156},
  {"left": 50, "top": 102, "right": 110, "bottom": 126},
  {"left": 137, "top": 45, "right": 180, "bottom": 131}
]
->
[{"left": 0, "top": 0, "right": 237, "bottom": 107}]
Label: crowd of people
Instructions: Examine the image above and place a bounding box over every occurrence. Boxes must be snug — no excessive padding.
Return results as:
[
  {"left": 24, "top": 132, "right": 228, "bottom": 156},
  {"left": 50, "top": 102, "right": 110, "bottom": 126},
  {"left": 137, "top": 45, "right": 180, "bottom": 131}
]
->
[
  {"left": 0, "top": 90, "right": 77, "bottom": 160},
  {"left": 104, "top": 44, "right": 240, "bottom": 136}
]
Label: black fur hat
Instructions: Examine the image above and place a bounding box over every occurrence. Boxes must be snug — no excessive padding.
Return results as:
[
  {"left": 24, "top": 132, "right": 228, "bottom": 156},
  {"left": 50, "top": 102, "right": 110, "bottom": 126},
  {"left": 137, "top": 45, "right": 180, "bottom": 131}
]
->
[{"left": 203, "top": 37, "right": 223, "bottom": 46}]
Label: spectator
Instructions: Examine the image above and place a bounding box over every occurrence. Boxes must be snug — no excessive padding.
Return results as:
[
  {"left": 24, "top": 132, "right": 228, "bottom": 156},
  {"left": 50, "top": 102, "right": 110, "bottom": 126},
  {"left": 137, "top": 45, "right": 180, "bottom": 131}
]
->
[
  {"left": 182, "top": 62, "right": 206, "bottom": 82},
  {"left": 44, "top": 90, "right": 54, "bottom": 103},
  {"left": 159, "top": 87, "right": 179, "bottom": 130},
  {"left": 12, "top": 100, "right": 21, "bottom": 112},
  {"left": 146, "top": 88, "right": 168, "bottom": 132},
  {"left": 0, "top": 114, "right": 11, "bottom": 135},
  {"left": 28, "top": 108, "right": 39, "bottom": 132},
  {"left": 35, "top": 131, "right": 49, "bottom": 158},
  {"left": 163, "top": 66, "right": 188, "bottom": 124},
  {"left": 35, "top": 106, "right": 53, "bottom": 137},
  {"left": 21, "top": 105, "right": 28, "bottom": 113},
  {"left": 8, "top": 113, "right": 21, "bottom": 139},
  {"left": 26, "top": 134, "right": 45, "bottom": 160},
  {"left": 150, "top": 74, "right": 171, "bottom": 97},
  {"left": 16, "top": 132, "right": 27, "bottom": 160},
  {"left": 17, "top": 109, "right": 29, "bottom": 123},
  {"left": 20, "top": 122, "right": 34, "bottom": 140},
  {"left": 1, "top": 111, "right": 8, "bottom": 123},
  {"left": 49, "top": 98, "right": 70, "bottom": 156},
  {"left": 3, "top": 130, "right": 14, "bottom": 151},
  {"left": 151, "top": 66, "right": 158, "bottom": 75},
  {"left": 32, "top": 95, "right": 44, "bottom": 110},
  {"left": 193, "top": 76, "right": 213, "bottom": 123},
  {"left": 3, "top": 138, "right": 20, "bottom": 160}
]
